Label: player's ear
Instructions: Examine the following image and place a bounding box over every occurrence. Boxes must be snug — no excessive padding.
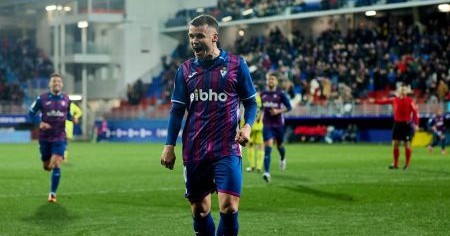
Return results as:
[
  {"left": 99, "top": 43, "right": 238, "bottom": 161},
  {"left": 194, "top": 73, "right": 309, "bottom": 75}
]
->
[{"left": 212, "top": 33, "right": 219, "bottom": 43}]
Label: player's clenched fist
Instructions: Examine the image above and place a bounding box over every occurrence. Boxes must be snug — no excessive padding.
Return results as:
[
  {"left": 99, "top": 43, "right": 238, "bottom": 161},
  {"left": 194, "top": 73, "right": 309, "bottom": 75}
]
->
[
  {"left": 160, "top": 145, "right": 176, "bottom": 170},
  {"left": 235, "top": 123, "right": 251, "bottom": 146}
]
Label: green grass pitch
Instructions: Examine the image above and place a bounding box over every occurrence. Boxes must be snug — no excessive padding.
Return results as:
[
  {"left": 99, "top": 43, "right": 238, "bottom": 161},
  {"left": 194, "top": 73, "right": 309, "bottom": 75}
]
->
[{"left": 1, "top": 142, "right": 449, "bottom": 235}]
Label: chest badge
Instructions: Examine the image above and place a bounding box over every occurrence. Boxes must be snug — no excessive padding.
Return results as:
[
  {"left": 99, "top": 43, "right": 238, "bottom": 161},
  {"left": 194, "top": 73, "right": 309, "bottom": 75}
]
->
[
  {"left": 46, "top": 101, "right": 52, "bottom": 106},
  {"left": 61, "top": 101, "right": 66, "bottom": 106},
  {"left": 220, "top": 67, "right": 228, "bottom": 78}
]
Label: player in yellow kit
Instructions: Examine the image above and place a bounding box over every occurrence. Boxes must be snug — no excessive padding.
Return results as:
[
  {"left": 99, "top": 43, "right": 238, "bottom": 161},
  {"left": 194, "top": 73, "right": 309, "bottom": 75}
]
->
[
  {"left": 245, "top": 93, "right": 264, "bottom": 173},
  {"left": 64, "top": 102, "right": 82, "bottom": 161}
]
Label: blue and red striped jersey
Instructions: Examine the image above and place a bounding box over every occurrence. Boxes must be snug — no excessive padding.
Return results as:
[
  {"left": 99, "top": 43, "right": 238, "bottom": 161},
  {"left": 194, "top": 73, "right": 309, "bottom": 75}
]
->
[
  {"left": 171, "top": 49, "right": 256, "bottom": 164},
  {"left": 261, "top": 89, "right": 291, "bottom": 128},
  {"left": 29, "top": 92, "right": 72, "bottom": 142},
  {"left": 429, "top": 115, "right": 445, "bottom": 133}
]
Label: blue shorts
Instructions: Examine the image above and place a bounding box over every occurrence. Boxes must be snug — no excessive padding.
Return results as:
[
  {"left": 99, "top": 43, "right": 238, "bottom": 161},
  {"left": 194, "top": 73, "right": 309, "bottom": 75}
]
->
[
  {"left": 39, "top": 140, "right": 67, "bottom": 162},
  {"left": 184, "top": 155, "right": 242, "bottom": 202},
  {"left": 263, "top": 126, "right": 285, "bottom": 144}
]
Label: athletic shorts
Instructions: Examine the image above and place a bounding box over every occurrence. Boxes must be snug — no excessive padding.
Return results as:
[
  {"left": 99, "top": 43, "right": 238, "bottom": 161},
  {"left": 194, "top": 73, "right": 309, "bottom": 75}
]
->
[
  {"left": 250, "top": 130, "right": 263, "bottom": 145},
  {"left": 263, "top": 126, "right": 285, "bottom": 144},
  {"left": 392, "top": 122, "right": 413, "bottom": 142},
  {"left": 39, "top": 140, "right": 67, "bottom": 162},
  {"left": 184, "top": 155, "right": 242, "bottom": 202}
]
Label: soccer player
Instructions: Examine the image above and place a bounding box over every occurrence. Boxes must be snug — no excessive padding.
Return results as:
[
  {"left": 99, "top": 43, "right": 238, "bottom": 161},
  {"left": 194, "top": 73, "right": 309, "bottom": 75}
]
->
[
  {"left": 29, "top": 73, "right": 75, "bottom": 203},
  {"left": 261, "top": 72, "right": 292, "bottom": 182},
  {"left": 373, "top": 85, "right": 419, "bottom": 169},
  {"left": 245, "top": 93, "right": 264, "bottom": 173},
  {"left": 64, "top": 102, "right": 82, "bottom": 161},
  {"left": 427, "top": 108, "right": 447, "bottom": 155},
  {"left": 159, "top": 15, "right": 257, "bottom": 236},
  {"left": 96, "top": 116, "right": 109, "bottom": 142}
]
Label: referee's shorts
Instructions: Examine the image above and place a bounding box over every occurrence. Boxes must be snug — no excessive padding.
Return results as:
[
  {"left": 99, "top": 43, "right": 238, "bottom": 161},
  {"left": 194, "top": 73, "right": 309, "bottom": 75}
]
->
[{"left": 392, "top": 122, "right": 413, "bottom": 142}]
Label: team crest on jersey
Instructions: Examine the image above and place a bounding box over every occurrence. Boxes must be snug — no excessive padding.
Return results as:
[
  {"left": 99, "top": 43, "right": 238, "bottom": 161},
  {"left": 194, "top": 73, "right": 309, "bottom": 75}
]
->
[
  {"left": 61, "top": 101, "right": 66, "bottom": 106},
  {"left": 220, "top": 67, "right": 228, "bottom": 78},
  {"left": 46, "top": 101, "right": 52, "bottom": 105}
]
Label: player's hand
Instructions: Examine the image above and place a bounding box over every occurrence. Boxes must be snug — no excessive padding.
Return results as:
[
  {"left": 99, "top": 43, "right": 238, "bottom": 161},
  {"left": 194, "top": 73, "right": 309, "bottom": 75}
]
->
[
  {"left": 413, "top": 125, "right": 419, "bottom": 131},
  {"left": 73, "top": 117, "right": 79, "bottom": 124},
  {"left": 269, "top": 108, "right": 280, "bottom": 116},
  {"left": 39, "top": 122, "right": 51, "bottom": 130},
  {"left": 235, "top": 124, "right": 251, "bottom": 146},
  {"left": 160, "top": 145, "right": 176, "bottom": 170},
  {"left": 368, "top": 98, "right": 375, "bottom": 103}
]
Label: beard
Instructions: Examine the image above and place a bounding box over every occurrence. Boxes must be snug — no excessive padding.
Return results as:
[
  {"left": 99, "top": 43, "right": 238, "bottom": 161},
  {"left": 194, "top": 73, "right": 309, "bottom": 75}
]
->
[{"left": 192, "top": 43, "right": 213, "bottom": 60}]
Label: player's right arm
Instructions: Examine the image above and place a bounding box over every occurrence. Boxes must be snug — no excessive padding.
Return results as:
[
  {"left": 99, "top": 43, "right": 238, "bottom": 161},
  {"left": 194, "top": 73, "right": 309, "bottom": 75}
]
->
[
  {"left": 28, "top": 96, "right": 50, "bottom": 130},
  {"left": 29, "top": 96, "right": 42, "bottom": 116},
  {"left": 161, "top": 68, "right": 187, "bottom": 170},
  {"left": 373, "top": 97, "right": 394, "bottom": 105}
]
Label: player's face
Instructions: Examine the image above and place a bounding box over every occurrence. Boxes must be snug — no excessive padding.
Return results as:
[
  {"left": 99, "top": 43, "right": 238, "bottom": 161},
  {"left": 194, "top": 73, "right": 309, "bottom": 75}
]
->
[
  {"left": 266, "top": 75, "right": 278, "bottom": 90},
  {"left": 188, "top": 24, "right": 218, "bottom": 60},
  {"left": 399, "top": 86, "right": 408, "bottom": 97},
  {"left": 49, "top": 76, "right": 63, "bottom": 94}
]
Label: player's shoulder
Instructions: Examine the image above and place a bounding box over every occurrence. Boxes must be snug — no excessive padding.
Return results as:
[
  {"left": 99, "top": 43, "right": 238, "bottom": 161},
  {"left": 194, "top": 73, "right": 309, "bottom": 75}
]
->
[
  {"left": 222, "top": 50, "right": 244, "bottom": 65},
  {"left": 277, "top": 89, "right": 287, "bottom": 95},
  {"left": 179, "top": 58, "right": 196, "bottom": 75},
  {"left": 182, "top": 57, "right": 195, "bottom": 66},
  {"left": 39, "top": 92, "right": 49, "bottom": 97},
  {"left": 62, "top": 93, "right": 70, "bottom": 100},
  {"left": 38, "top": 92, "right": 50, "bottom": 100}
]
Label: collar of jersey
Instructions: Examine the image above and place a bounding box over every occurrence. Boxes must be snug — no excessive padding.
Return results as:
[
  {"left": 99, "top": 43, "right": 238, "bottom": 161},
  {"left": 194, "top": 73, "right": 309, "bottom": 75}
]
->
[{"left": 48, "top": 92, "right": 63, "bottom": 99}]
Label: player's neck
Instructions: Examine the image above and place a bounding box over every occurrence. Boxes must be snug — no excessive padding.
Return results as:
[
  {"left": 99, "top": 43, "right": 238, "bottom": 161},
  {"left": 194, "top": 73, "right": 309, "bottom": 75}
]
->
[
  {"left": 50, "top": 91, "right": 62, "bottom": 96},
  {"left": 205, "top": 48, "right": 220, "bottom": 60}
]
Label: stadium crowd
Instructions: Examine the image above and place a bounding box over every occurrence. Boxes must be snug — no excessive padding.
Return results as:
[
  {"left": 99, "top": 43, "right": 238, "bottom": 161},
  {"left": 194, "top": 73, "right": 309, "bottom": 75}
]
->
[
  {"left": 0, "top": 37, "right": 53, "bottom": 103},
  {"left": 156, "top": 15, "right": 450, "bottom": 107}
]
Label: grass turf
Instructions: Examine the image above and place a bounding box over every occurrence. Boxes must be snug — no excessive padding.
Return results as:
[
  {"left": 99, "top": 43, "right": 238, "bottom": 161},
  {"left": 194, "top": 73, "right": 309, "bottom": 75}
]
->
[{"left": 0, "top": 142, "right": 449, "bottom": 235}]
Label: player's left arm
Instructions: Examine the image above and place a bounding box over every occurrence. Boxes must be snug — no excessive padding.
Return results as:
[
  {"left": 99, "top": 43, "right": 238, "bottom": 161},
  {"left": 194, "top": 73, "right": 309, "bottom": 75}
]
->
[
  {"left": 279, "top": 92, "right": 293, "bottom": 113},
  {"left": 411, "top": 99, "right": 419, "bottom": 131},
  {"left": 271, "top": 92, "right": 292, "bottom": 116},
  {"left": 236, "top": 57, "right": 257, "bottom": 146},
  {"left": 66, "top": 99, "right": 74, "bottom": 122}
]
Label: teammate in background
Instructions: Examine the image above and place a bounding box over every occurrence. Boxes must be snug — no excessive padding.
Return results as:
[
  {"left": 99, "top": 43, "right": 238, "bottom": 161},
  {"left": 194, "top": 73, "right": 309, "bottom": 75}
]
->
[
  {"left": 96, "top": 116, "right": 109, "bottom": 142},
  {"left": 261, "top": 72, "right": 292, "bottom": 182},
  {"left": 159, "top": 15, "right": 257, "bottom": 236},
  {"left": 245, "top": 92, "right": 264, "bottom": 173},
  {"left": 372, "top": 84, "right": 419, "bottom": 169},
  {"left": 427, "top": 108, "right": 447, "bottom": 155},
  {"left": 29, "top": 73, "right": 74, "bottom": 203},
  {"left": 64, "top": 102, "right": 82, "bottom": 161}
]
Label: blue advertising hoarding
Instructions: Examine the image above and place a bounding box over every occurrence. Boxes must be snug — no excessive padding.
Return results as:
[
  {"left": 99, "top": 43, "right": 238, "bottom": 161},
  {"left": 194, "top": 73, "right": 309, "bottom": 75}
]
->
[
  {"left": 0, "top": 115, "right": 28, "bottom": 127},
  {"left": 98, "top": 119, "right": 178, "bottom": 143}
]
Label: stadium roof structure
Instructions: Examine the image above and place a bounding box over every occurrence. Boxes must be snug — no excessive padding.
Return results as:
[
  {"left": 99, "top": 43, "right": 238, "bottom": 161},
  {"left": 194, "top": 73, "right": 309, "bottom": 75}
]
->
[{"left": 0, "top": 0, "right": 72, "bottom": 16}]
